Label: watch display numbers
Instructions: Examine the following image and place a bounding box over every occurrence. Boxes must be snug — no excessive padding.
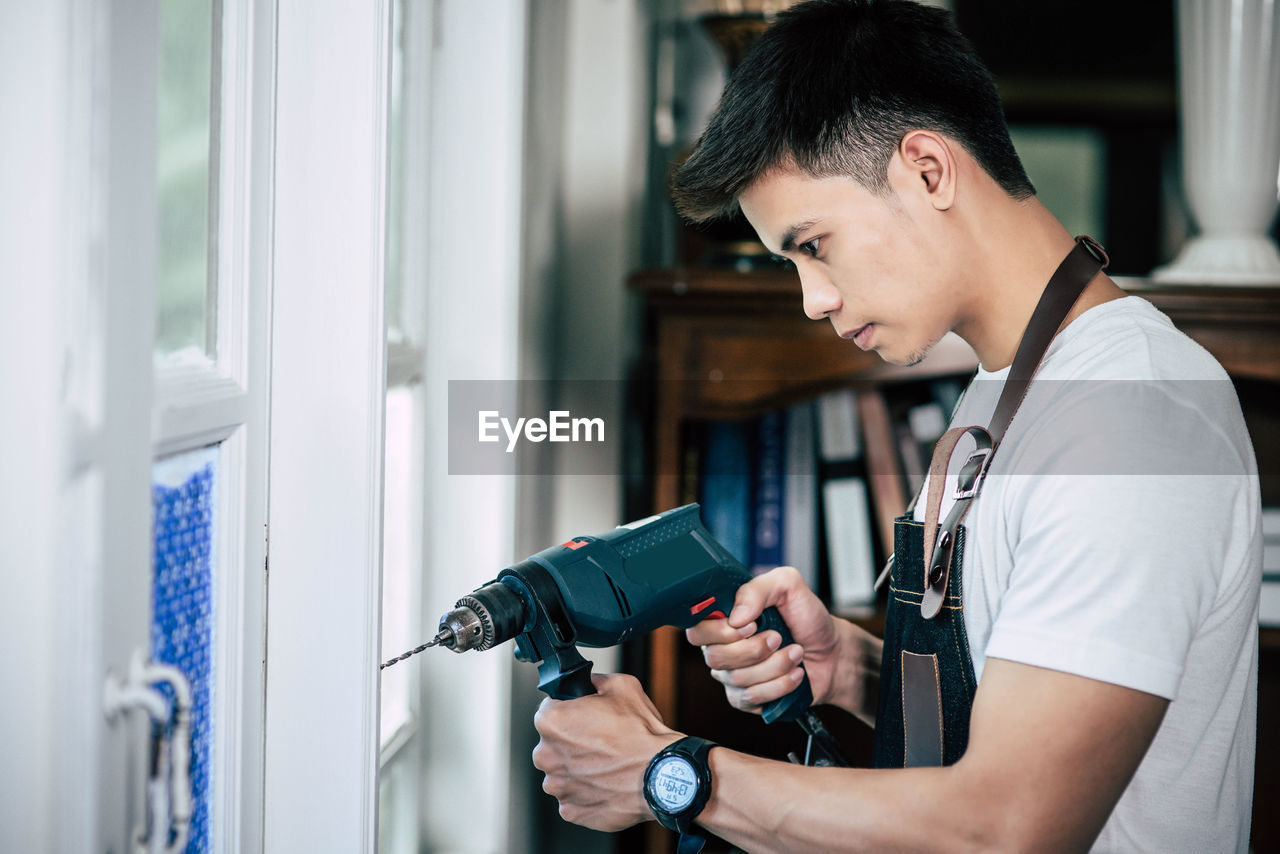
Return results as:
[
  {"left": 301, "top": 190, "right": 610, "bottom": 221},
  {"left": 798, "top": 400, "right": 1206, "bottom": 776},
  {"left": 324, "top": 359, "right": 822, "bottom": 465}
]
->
[{"left": 650, "top": 756, "right": 698, "bottom": 811}]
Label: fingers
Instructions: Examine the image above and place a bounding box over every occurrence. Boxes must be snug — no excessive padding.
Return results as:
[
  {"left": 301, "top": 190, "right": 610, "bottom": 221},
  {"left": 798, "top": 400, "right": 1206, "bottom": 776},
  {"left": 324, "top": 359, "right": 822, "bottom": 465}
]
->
[
  {"left": 686, "top": 615, "right": 756, "bottom": 646},
  {"left": 699, "top": 628, "right": 781, "bottom": 670},
  {"left": 726, "top": 662, "right": 807, "bottom": 711},
  {"left": 710, "top": 644, "right": 803, "bottom": 694},
  {"left": 685, "top": 566, "right": 810, "bottom": 645}
]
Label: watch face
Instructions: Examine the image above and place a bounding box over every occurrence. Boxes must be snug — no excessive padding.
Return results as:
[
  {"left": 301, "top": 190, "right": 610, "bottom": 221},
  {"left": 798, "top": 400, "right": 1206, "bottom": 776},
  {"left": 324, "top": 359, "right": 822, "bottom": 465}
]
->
[{"left": 647, "top": 755, "right": 699, "bottom": 813}]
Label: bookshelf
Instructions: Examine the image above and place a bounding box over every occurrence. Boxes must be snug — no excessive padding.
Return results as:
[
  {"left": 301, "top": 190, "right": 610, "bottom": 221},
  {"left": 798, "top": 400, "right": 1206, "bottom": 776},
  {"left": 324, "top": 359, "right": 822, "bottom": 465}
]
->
[{"left": 627, "top": 266, "right": 1280, "bottom": 853}]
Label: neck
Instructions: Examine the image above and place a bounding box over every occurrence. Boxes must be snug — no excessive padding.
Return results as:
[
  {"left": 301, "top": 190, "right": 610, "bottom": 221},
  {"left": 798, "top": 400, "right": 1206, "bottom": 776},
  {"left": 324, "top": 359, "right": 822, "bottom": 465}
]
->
[{"left": 950, "top": 197, "right": 1124, "bottom": 371}]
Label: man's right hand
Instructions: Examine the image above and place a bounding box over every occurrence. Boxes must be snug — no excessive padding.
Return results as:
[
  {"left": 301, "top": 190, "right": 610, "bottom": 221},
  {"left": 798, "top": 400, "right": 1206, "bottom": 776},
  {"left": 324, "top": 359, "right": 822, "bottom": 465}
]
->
[{"left": 685, "top": 566, "right": 854, "bottom": 717}]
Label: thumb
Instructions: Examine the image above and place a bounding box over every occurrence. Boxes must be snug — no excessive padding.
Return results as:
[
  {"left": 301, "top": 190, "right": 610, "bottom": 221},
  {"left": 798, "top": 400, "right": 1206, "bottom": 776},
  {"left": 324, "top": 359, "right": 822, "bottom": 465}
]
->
[{"left": 726, "top": 566, "right": 798, "bottom": 631}]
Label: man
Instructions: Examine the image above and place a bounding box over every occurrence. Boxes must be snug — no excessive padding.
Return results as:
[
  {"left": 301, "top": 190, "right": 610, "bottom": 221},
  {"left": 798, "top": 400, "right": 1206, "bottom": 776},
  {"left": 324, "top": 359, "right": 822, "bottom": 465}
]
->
[{"left": 532, "top": 1, "right": 1261, "bottom": 850}]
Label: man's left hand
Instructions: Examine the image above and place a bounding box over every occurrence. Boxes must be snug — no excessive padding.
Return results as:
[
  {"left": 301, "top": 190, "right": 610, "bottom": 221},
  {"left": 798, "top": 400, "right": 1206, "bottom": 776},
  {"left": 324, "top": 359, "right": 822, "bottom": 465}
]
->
[{"left": 532, "top": 672, "right": 682, "bottom": 831}]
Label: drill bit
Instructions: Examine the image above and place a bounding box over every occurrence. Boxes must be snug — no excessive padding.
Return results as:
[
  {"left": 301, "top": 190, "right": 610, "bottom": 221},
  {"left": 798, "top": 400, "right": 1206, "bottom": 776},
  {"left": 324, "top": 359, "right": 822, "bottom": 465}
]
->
[{"left": 380, "top": 627, "right": 453, "bottom": 670}]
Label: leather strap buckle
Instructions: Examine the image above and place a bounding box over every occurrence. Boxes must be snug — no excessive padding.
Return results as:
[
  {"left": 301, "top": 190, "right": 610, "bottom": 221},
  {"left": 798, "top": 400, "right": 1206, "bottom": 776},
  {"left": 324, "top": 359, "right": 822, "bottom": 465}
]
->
[
  {"left": 952, "top": 447, "right": 992, "bottom": 501},
  {"left": 1076, "top": 234, "right": 1110, "bottom": 269}
]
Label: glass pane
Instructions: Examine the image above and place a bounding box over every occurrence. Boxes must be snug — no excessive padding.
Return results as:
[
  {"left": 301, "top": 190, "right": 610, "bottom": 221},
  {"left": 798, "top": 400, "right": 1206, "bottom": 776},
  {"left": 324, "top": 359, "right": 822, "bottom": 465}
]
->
[
  {"left": 380, "top": 386, "right": 417, "bottom": 745},
  {"left": 152, "top": 445, "right": 219, "bottom": 853},
  {"left": 156, "top": 0, "right": 218, "bottom": 359}
]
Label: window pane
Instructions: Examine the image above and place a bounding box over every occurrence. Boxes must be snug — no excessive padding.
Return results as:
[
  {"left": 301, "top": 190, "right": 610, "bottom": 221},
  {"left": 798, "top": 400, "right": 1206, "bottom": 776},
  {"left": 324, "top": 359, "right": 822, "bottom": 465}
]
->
[
  {"left": 380, "top": 386, "right": 417, "bottom": 745},
  {"left": 156, "top": 0, "right": 218, "bottom": 359},
  {"left": 152, "top": 445, "right": 219, "bottom": 853}
]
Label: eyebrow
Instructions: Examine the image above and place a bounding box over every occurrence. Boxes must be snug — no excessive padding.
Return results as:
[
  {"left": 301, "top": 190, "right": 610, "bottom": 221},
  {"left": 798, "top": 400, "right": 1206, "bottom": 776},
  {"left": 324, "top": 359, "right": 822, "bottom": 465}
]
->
[{"left": 779, "top": 220, "right": 819, "bottom": 253}]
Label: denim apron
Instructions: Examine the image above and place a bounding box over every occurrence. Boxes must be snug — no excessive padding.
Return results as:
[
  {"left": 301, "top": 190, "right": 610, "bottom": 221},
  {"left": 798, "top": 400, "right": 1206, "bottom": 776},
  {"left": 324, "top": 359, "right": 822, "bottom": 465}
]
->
[{"left": 872, "top": 237, "right": 1109, "bottom": 768}]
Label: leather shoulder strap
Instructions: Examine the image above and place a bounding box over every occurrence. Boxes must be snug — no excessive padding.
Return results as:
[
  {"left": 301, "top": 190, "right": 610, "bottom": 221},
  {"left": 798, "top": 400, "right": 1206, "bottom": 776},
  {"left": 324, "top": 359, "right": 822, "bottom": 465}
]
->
[{"left": 919, "top": 236, "right": 1108, "bottom": 619}]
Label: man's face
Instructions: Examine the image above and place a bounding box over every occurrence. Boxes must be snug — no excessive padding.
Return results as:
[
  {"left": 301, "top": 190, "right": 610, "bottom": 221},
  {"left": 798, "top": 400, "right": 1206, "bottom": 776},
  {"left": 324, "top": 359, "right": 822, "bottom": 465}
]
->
[{"left": 739, "top": 167, "right": 957, "bottom": 366}]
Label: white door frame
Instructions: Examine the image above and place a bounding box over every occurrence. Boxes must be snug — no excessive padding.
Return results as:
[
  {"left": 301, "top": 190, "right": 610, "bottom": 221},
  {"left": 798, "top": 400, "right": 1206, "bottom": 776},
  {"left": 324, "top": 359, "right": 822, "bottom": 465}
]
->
[
  {"left": 3, "top": 0, "right": 390, "bottom": 850},
  {"left": 264, "top": 1, "right": 391, "bottom": 851},
  {"left": 1, "top": 3, "right": 91, "bottom": 851}
]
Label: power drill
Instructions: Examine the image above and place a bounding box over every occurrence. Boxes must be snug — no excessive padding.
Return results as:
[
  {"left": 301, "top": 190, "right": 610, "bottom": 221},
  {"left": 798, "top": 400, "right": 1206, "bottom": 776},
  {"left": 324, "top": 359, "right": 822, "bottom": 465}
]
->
[{"left": 383, "top": 503, "right": 848, "bottom": 766}]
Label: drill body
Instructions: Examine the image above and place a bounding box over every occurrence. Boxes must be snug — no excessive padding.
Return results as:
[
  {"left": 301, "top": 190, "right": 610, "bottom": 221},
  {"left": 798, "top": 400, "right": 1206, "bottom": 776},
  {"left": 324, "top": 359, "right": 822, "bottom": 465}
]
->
[{"left": 435, "top": 503, "right": 814, "bottom": 724}]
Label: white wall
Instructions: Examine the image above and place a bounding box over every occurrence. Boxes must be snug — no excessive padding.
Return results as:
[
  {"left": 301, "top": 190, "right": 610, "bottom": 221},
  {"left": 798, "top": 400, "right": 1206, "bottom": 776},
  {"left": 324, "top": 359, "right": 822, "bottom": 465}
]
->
[
  {"left": 0, "top": 4, "right": 69, "bottom": 851},
  {"left": 417, "top": 3, "right": 528, "bottom": 852},
  {"left": 512, "top": 2, "right": 651, "bottom": 852}
]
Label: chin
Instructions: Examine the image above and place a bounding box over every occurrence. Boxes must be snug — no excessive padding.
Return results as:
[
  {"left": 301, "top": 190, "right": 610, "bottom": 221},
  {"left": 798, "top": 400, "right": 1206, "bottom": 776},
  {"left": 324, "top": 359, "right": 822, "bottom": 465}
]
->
[
  {"left": 877, "top": 347, "right": 929, "bottom": 368},
  {"left": 889, "top": 332, "right": 945, "bottom": 368}
]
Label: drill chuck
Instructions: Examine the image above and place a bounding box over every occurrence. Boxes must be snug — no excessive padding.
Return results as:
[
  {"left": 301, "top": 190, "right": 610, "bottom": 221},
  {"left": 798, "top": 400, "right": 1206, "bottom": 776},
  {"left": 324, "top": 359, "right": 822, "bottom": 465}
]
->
[{"left": 436, "top": 581, "right": 527, "bottom": 653}]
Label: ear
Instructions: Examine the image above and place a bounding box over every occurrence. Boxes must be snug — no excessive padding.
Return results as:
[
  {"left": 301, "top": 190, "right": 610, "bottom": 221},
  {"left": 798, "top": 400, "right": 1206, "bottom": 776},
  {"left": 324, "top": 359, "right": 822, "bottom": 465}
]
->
[{"left": 892, "top": 131, "right": 957, "bottom": 212}]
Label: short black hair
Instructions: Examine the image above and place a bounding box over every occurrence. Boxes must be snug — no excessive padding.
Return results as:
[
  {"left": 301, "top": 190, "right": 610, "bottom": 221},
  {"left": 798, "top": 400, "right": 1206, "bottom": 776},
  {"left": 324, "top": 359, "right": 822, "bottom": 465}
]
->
[{"left": 671, "top": 0, "right": 1034, "bottom": 221}]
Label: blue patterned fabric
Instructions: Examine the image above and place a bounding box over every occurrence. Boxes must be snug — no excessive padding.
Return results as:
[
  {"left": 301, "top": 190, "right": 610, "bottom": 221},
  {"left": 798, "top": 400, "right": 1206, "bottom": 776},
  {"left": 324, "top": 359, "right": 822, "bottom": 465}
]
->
[{"left": 152, "top": 448, "right": 217, "bottom": 854}]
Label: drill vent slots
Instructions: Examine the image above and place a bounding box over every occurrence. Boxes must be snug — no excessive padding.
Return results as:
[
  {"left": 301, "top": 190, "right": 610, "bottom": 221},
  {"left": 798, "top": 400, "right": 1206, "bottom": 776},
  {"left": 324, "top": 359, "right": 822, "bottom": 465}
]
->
[{"left": 615, "top": 511, "right": 696, "bottom": 560}]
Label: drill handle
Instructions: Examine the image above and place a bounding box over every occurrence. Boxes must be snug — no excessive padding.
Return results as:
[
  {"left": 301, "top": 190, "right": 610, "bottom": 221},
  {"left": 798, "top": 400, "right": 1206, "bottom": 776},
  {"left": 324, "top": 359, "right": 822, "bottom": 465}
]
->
[
  {"left": 757, "top": 605, "right": 814, "bottom": 723},
  {"left": 537, "top": 644, "right": 597, "bottom": 700}
]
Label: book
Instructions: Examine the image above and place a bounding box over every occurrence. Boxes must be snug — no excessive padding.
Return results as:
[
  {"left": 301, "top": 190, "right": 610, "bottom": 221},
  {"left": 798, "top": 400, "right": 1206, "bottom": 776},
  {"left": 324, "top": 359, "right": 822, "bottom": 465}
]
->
[
  {"left": 857, "top": 389, "right": 908, "bottom": 559},
  {"left": 818, "top": 387, "right": 862, "bottom": 461},
  {"left": 895, "top": 420, "right": 926, "bottom": 496},
  {"left": 750, "top": 411, "right": 786, "bottom": 575},
  {"left": 782, "top": 401, "right": 819, "bottom": 590},
  {"left": 823, "top": 477, "right": 877, "bottom": 616},
  {"left": 680, "top": 423, "right": 703, "bottom": 507},
  {"left": 699, "top": 419, "right": 753, "bottom": 567},
  {"left": 816, "top": 387, "right": 878, "bottom": 614}
]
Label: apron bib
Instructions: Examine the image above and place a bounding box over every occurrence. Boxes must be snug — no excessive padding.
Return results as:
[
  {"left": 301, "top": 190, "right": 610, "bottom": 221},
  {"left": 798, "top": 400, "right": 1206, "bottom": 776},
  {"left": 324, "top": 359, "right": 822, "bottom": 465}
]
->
[
  {"left": 870, "top": 236, "right": 1109, "bottom": 768},
  {"left": 873, "top": 517, "right": 975, "bottom": 767}
]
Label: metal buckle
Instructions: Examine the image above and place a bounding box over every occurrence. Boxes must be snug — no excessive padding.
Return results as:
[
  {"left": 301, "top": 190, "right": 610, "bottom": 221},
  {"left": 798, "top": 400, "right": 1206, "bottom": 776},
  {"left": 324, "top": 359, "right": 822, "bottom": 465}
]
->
[
  {"left": 1076, "top": 235, "right": 1110, "bottom": 269},
  {"left": 952, "top": 447, "right": 992, "bottom": 500}
]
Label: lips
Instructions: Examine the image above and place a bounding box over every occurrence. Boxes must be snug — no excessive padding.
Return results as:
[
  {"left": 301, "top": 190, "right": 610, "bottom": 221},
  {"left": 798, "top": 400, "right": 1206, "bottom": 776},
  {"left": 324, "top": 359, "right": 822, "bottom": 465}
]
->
[{"left": 843, "top": 323, "right": 874, "bottom": 350}]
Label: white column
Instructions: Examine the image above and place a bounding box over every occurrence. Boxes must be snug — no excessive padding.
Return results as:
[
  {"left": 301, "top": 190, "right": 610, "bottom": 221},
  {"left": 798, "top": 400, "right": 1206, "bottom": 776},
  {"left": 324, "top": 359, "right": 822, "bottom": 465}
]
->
[
  {"left": 265, "top": 1, "right": 390, "bottom": 852},
  {"left": 1154, "top": 0, "right": 1280, "bottom": 284}
]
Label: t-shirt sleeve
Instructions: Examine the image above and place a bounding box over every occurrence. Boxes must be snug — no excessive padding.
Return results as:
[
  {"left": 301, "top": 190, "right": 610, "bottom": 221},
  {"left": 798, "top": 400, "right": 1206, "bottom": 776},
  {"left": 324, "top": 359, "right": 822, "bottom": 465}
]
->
[{"left": 982, "top": 382, "right": 1250, "bottom": 699}]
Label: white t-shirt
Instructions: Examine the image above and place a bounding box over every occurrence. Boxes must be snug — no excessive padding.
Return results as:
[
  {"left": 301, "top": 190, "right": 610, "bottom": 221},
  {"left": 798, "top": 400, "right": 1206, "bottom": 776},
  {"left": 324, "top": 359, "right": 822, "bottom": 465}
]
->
[{"left": 912, "top": 296, "right": 1261, "bottom": 853}]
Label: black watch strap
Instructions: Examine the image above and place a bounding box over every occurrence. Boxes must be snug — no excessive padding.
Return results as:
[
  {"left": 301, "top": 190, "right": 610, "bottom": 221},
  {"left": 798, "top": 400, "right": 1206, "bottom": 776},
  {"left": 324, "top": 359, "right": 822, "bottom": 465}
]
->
[{"left": 644, "top": 736, "right": 718, "bottom": 853}]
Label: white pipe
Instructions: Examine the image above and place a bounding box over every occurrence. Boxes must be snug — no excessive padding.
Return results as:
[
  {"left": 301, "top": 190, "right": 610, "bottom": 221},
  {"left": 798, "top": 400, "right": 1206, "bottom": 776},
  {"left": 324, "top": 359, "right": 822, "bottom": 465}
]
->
[
  {"left": 102, "top": 679, "right": 170, "bottom": 725},
  {"left": 132, "top": 657, "right": 192, "bottom": 854}
]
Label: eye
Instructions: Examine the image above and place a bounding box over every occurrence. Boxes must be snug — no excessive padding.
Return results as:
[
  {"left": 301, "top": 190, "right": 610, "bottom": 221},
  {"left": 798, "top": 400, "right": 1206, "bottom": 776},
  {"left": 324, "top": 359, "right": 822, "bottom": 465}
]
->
[{"left": 798, "top": 237, "right": 821, "bottom": 258}]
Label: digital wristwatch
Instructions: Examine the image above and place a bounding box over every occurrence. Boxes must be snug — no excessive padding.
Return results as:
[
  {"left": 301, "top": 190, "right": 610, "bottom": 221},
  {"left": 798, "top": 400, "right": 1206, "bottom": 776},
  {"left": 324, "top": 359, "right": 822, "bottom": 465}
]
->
[{"left": 642, "top": 736, "right": 717, "bottom": 854}]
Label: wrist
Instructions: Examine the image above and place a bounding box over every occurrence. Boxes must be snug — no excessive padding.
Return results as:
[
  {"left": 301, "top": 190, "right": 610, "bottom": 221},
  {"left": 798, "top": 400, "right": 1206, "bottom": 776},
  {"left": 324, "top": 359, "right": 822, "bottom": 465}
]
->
[
  {"left": 826, "top": 619, "right": 881, "bottom": 720},
  {"left": 637, "top": 730, "right": 685, "bottom": 825},
  {"left": 642, "top": 736, "right": 718, "bottom": 839}
]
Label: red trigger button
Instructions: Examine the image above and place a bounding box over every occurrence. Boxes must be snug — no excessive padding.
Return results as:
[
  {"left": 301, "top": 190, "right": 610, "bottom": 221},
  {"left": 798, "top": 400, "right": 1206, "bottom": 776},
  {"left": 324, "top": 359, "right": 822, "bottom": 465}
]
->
[
  {"left": 707, "top": 610, "right": 726, "bottom": 620},
  {"left": 690, "top": 596, "right": 717, "bottom": 616}
]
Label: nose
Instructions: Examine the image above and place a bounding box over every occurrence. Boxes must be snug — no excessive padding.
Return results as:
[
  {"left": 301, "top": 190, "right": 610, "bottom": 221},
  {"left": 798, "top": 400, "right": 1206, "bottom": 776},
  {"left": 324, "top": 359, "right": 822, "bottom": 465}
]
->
[{"left": 799, "top": 270, "right": 841, "bottom": 320}]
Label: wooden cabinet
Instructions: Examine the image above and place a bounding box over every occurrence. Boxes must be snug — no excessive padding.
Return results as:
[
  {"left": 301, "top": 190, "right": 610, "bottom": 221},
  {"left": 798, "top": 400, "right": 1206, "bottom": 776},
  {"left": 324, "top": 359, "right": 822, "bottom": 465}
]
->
[{"left": 625, "top": 266, "right": 1280, "bottom": 853}]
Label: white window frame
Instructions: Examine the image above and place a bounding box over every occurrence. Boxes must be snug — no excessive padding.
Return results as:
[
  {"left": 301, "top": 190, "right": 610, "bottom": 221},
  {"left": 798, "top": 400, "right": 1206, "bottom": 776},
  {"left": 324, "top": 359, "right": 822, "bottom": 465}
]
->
[
  {"left": 263, "top": 2, "right": 391, "bottom": 853},
  {"left": 376, "top": 3, "right": 432, "bottom": 850},
  {"left": 378, "top": 0, "right": 430, "bottom": 763},
  {"left": 148, "top": 1, "right": 277, "bottom": 851}
]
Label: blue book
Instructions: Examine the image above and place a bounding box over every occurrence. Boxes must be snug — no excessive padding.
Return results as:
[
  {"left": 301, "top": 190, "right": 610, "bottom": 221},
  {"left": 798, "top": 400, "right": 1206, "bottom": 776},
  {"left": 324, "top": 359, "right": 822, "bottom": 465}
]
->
[
  {"left": 782, "top": 401, "right": 819, "bottom": 591},
  {"left": 750, "top": 411, "right": 786, "bottom": 576},
  {"left": 700, "top": 419, "right": 753, "bottom": 567}
]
